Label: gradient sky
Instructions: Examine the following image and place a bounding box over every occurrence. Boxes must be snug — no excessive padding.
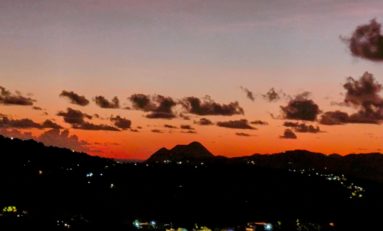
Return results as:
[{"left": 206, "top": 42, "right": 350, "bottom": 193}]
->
[{"left": 1, "top": 0, "right": 383, "bottom": 159}]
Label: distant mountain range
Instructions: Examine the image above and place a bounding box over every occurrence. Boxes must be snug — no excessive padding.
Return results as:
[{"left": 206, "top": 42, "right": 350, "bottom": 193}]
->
[
  {"left": 147, "top": 141, "right": 383, "bottom": 183},
  {"left": 1, "top": 135, "right": 383, "bottom": 183},
  {"left": 1, "top": 135, "right": 383, "bottom": 230}
]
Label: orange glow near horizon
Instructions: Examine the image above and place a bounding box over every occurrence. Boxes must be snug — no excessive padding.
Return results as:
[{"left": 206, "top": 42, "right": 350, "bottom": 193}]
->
[{"left": 1, "top": 0, "right": 383, "bottom": 159}]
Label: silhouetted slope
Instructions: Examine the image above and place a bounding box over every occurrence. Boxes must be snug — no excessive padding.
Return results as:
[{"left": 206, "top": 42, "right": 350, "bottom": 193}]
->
[
  {"left": 147, "top": 141, "right": 214, "bottom": 162},
  {"left": 0, "top": 135, "right": 114, "bottom": 175},
  {"left": 0, "top": 135, "right": 383, "bottom": 230}
]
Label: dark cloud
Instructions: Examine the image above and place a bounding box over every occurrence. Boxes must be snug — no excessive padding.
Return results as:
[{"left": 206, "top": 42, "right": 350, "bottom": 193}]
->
[
  {"left": 181, "top": 96, "right": 244, "bottom": 116},
  {"left": 319, "top": 111, "right": 350, "bottom": 125},
  {"left": 60, "top": 90, "right": 89, "bottom": 106},
  {"left": 94, "top": 96, "right": 120, "bottom": 109},
  {"left": 344, "top": 72, "right": 382, "bottom": 107},
  {"left": 195, "top": 118, "right": 213, "bottom": 126},
  {"left": 151, "top": 129, "right": 163, "bottom": 133},
  {"left": 250, "top": 120, "right": 269, "bottom": 125},
  {"left": 263, "top": 88, "right": 281, "bottom": 102},
  {"left": 38, "top": 129, "right": 89, "bottom": 152},
  {"left": 280, "top": 129, "right": 297, "bottom": 139},
  {"left": 321, "top": 72, "right": 383, "bottom": 124},
  {"left": 146, "top": 112, "right": 176, "bottom": 119},
  {"left": 182, "top": 130, "right": 197, "bottom": 134},
  {"left": 283, "top": 121, "right": 300, "bottom": 127},
  {"left": 0, "top": 115, "right": 62, "bottom": 129},
  {"left": 73, "top": 122, "right": 119, "bottom": 131},
  {"left": 57, "top": 108, "right": 119, "bottom": 131},
  {"left": 180, "top": 125, "right": 195, "bottom": 130},
  {"left": 41, "top": 120, "right": 63, "bottom": 129},
  {"left": 281, "top": 93, "right": 320, "bottom": 121},
  {"left": 236, "top": 132, "right": 251, "bottom": 137},
  {"left": 343, "top": 72, "right": 383, "bottom": 122},
  {"left": 110, "top": 116, "right": 131, "bottom": 130},
  {"left": 345, "top": 19, "right": 383, "bottom": 61},
  {"left": 217, "top": 119, "right": 255, "bottom": 130},
  {"left": 130, "top": 94, "right": 153, "bottom": 111},
  {"left": 57, "top": 108, "right": 92, "bottom": 125},
  {"left": 0, "top": 86, "right": 35, "bottom": 106},
  {"left": 283, "top": 121, "right": 320, "bottom": 133},
  {"left": 33, "top": 106, "right": 43, "bottom": 111},
  {"left": 164, "top": 124, "right": 177, "bottom": 129},
  {"left": 240, "top": 87, "right": 255, "bottom": 101},
  {"left": 129, "top": 94, "right": 177, "bottom": 119},
  {"left": 320, "top": 110, "right": 382, "bottom": 125},
  {"left": 0, "top": 117, "right": 40, "bottom": 129}
]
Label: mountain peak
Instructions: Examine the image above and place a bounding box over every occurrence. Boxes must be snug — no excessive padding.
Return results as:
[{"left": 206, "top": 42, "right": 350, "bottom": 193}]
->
[{"left": 147, "top": 141, "right": 214, "bottom": 163}]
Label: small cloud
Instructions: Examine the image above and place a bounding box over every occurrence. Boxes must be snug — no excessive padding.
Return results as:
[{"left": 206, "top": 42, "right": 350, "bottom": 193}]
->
[
  {"left": 110, "top": 116, "right": 132, "bottom": 130},
  {"left": 60, "top": 90, "right": 89, "bottom": 106},
  {"left": 57, "top": 107, "right": 92, "bottom": 125},
  {"left": 263, "top": 88, "right": 281, "bottom": 102},
  {"left": 151, "top": 129, "right": 163, "bottom": 133},
  {"left": 0, "top": 115, "right": 62, "bottom": 129},
  {"left": 344, "top": 19, "right": 383, "bottom": 61},
  {"left": 41, "top": 120, "right": 63, "bottom": 129},
  {"left": 33, "top": 106, "right": 43, "bottom": 111},
  {"left": 283, "top": 121, "right": 320, "bottom": 133},
  {"left": 240, "top": 86, "right": 255, "bottom": 101},
  {"left": 0, "top": 86, "right": 35, "bottom": 106},
  {"left": 281, "top": 92, "right": 320, "bottom": 121},
  {"left": 320, "top": 72, "right": 383, "bottom": 124},
  {"left": 164, "top": 124, "right": 177, "bottom": 129},
  {"left": 94, "top": 96, "right": 120, "bottom": 109},
  {"left": 250, "top": 120, "right": 268, "bottom": 125},
  {"left": 146, "top": 112, "right": 176, "bottom": 119},
  {"left": 57, "top": 108, "right": 119, "bottom": 131},
  {"left": 236, "top": 132, "right": 252, "bottom": 137},
  {"left": 280, "top": 129, "right": 297, "bottom": 139},
  {"left": 129, "top": 94, "right": 177, "bottom": 119},
  {"left": 180, "top": 125, "right": 195, "bottom": 130},
  {"left": 319, "top": 111, "right": 350, "bottom": 125},
  {"left": 217, "top": 119, "right": 255, "bottom": 129},
  {"left": 195, "top": 118, "right": 213, "bottom": 126},
  {"left": 181, "top": 96, "right": 244, "bottom": 116}
]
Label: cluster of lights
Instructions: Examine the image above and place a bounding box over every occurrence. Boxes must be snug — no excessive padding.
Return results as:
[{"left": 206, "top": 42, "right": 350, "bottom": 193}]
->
[
  {"left": 246, "top": 222, "right": 273, "bottom": 231},
  {"left": 0, "top": 206, "right": 28, "bottom": 218},
  {"left": 2, "top": 206, "right": 17, "bottom": 213},
  {"left": 133, "top": 219, "right": 157, "bottom": 229},
  {"left": 57, "top": 219, "right": 71, "bottom": 229},
  {"left": 288, "top": 168, "right": 365, "bottom": 199}
]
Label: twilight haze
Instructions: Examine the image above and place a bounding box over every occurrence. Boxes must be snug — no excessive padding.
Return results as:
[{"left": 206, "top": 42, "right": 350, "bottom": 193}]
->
[{"left": 1, "top": 0, "right": 383, "bottom": 159}]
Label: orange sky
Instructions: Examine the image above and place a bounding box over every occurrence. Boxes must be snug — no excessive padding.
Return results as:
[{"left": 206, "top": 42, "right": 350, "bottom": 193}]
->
[{"left": 1, "top": 0, "right": 383, "bottom": 159}]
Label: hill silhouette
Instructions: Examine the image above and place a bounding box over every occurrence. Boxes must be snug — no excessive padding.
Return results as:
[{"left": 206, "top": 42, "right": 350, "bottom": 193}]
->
[
  {"left": 147, "top": 145, "right": 383, "bottom": 183},
  {"left": 147, "top": 141, "right": 214, "bottom": 163},
  {"left": 1, "top": 135, "right": 383, "bottom": 230}
]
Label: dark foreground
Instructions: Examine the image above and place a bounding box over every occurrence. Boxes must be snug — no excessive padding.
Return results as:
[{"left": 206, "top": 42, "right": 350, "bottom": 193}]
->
[{"left": 0, "top": 136, "right": 382, "bottom": 230}]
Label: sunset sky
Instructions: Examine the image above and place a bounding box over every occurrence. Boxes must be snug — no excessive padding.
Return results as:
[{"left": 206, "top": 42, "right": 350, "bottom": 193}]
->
[{"left": 1, "top": 0, "right": 383, "bottom": 159}]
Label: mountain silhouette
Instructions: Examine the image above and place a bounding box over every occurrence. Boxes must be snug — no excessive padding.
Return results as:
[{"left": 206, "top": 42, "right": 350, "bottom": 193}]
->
[
  {"left": 1, "top": 135, "right": 383, "bottom": 230},
  {"left": 147, "top": 141, "right": 214, "bottom": 162}
]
